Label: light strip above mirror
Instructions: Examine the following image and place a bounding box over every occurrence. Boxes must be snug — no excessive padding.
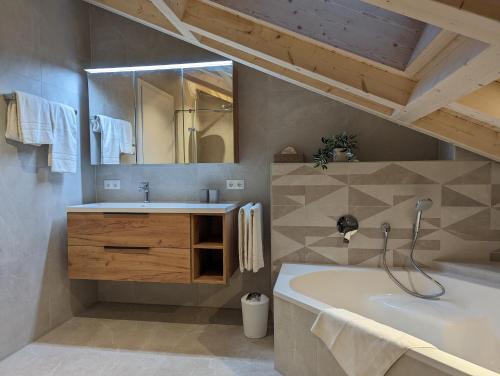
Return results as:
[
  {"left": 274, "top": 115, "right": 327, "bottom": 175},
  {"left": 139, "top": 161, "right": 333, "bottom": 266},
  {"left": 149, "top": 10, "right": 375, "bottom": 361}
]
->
[{"left": 85, "top": 60, "right": 233, "bottom": 74}]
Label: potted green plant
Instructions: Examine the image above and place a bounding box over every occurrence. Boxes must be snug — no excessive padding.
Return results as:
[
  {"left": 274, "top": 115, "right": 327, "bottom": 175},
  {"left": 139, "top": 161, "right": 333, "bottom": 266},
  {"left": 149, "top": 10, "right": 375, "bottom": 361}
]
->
[{"left": 313, "top": 132, "right": 357, "bottom": 169}]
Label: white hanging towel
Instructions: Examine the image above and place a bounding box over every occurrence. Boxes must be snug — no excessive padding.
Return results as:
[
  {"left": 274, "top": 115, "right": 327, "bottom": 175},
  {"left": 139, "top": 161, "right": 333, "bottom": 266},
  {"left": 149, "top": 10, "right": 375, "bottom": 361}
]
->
[
  {"left": 119, "top": 118, "right": 135, "bottom": 155},
  {"left": 311, "top": 308, "right": 435, "bottom": 376},
  {"left": 6, "top": 91, "right": 53, "bottom": 144},
  {"left": 238, "top": 202, "right": 254, "bottom": 272},
  {"left": 248, "top": 203, "right": 264, "bottom": 273},
  {"left": 92, "top": 115, "right": 133, "bottom": 164},
  {"left": 48, "top": 102, "right": 78, "bottom": 173},
  {"left": 16, "top": 91, "right": 53, "bottom": 144}
]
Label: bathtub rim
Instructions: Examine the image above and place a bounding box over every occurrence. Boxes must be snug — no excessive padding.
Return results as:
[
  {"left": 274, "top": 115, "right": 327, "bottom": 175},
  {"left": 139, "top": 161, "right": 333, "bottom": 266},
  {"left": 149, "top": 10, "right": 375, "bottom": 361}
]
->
[{"left": 273, "top": 263, "right": 499, "bottom": 376}]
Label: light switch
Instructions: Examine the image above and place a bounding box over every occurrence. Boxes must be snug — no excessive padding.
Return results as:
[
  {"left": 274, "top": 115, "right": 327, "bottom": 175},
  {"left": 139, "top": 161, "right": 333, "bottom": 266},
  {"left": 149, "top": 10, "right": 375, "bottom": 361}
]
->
[
  {"left": 104, "top": 179, "right": 121, "bottom": 190},
  {"left": 226, "top": 180, "right": 245, "bottom": 190}
]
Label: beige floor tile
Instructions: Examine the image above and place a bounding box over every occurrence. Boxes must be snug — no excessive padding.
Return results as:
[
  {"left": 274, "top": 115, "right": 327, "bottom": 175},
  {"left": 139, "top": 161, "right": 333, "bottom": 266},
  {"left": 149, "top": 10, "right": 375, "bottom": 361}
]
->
[{"left": 0, "top": 303, "right": 279, "bottom": 376}]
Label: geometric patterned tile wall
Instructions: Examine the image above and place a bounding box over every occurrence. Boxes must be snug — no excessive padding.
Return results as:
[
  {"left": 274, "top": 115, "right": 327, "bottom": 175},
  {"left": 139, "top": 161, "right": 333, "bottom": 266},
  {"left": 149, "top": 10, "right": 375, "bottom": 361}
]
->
[{"left": 271, "top": 161, "right": 500, "bottom": 274}]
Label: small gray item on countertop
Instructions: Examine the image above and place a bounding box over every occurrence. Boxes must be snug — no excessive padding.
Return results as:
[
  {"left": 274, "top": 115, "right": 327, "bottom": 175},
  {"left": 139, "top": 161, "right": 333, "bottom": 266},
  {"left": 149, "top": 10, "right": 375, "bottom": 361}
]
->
[{"left": 200, "top": 189, "right": 209, "bottom": 203}]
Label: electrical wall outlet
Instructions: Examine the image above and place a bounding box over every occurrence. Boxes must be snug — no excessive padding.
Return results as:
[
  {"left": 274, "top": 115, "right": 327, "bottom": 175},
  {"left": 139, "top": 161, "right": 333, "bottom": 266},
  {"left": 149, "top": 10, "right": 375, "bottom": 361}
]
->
[
  {"left": 226, "top": 179, "right": 245, "bottom": 190},
  {"left": 104, "top": 179, "right": 121, "bottom": 190}
]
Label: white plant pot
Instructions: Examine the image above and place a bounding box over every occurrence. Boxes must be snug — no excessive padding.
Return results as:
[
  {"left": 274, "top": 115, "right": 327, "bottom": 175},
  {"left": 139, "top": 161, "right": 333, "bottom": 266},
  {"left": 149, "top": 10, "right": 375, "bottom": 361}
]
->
[{"left": 333, "top": 148, "right": 348, "bottom": 162}]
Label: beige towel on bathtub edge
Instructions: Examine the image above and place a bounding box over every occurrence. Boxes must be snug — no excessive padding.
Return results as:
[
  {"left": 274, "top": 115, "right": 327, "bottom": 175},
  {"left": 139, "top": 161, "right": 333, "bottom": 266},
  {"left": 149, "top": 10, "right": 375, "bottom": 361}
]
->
[{"left": 311, "top": 308, "right": 435, "bottom": 376}]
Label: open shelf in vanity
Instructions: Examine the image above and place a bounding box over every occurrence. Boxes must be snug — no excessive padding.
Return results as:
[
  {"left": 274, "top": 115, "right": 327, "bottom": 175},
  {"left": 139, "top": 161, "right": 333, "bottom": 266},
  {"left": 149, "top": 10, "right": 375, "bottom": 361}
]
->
[
  {"left": 192, "top": 214, "right": 224, "bottom": 249},
  {"left": 191, "top": 213, "right": 237, "bottom": 284},
  {"left": 66, "top": 203, "right": 238, "bottom": 285},
  {"left": 193, "top": 248, "right": 224, "bottom": 283}
]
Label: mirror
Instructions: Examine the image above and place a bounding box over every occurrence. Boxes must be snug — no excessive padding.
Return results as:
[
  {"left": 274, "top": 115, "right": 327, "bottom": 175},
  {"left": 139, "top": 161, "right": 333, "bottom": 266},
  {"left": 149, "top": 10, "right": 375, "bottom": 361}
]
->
[{"left": 87, "top": 61, "right": 237, "bottom": 165}]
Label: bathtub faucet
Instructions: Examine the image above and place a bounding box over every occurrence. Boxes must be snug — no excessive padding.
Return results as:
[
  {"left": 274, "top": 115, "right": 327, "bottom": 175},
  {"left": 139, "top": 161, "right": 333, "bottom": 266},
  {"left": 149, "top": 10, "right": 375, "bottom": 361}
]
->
[{"left": 337, "top": 215, "right": 359, "bottom": 243}]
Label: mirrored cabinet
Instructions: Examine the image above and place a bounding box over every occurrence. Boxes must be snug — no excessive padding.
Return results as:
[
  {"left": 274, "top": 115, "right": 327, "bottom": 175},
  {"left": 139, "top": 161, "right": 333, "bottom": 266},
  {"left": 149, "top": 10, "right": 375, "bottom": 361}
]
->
[{"left": 88, "top": 61, "right": 238, "bottom": 165}]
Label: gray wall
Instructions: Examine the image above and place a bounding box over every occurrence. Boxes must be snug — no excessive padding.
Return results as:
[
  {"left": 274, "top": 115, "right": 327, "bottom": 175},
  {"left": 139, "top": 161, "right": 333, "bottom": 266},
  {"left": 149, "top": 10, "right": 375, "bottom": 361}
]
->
[
  {"left": 90, "top": 7, "right": 439, "bottom": 308},
  {"left": 0, "top": 0, "right": 97, "bottom": 359}
]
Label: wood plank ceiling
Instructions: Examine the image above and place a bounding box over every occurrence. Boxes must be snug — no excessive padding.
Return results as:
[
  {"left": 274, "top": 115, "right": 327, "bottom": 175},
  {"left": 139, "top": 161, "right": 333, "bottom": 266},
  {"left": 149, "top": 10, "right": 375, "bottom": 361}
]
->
[{"left": 85, "top": 0, "right": 500, "bottom": 161}]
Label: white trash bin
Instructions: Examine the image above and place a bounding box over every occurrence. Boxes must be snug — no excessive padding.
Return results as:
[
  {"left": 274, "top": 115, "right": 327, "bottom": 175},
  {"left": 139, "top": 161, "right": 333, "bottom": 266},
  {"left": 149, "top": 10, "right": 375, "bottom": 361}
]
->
[{"left": 241, "top": 293, "right": 269, "bottom": 339}]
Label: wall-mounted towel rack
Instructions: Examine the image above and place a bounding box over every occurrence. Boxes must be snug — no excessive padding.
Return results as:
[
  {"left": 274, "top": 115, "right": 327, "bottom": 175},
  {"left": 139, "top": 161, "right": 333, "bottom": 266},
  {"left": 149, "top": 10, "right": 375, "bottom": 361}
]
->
[{"left": 3, "top": 93, "right": 78, "bottom": 115}]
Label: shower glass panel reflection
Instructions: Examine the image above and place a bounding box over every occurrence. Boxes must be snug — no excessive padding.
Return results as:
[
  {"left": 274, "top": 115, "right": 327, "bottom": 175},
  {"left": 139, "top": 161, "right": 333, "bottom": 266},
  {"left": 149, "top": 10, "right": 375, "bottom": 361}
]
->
[{"left": 180, "top": 65, "right": 235, "bottom": 164}]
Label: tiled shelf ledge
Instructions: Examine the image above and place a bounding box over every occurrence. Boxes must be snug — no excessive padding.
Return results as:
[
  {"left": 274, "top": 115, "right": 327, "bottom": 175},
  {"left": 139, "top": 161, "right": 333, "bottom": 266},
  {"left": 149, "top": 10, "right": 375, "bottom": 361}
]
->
[{"left": 435, "top": 261, "right": 500, "bottom": 288}]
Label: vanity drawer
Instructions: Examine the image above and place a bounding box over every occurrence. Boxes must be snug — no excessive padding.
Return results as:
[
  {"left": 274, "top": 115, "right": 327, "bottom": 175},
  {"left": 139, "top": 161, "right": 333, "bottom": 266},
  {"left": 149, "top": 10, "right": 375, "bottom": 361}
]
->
[
  {"left": 68, "top": 246, "right": 191, "bottom": 283},
  {"left": 67, "top": 212, "right": 191, "bottom": 248}
]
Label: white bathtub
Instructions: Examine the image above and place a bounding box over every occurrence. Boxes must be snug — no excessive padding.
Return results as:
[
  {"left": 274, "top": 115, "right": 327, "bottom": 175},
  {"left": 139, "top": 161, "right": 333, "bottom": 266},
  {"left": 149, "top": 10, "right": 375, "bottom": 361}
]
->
[{"left": 274, "top": 263, "right": 500, "bottom": 376}]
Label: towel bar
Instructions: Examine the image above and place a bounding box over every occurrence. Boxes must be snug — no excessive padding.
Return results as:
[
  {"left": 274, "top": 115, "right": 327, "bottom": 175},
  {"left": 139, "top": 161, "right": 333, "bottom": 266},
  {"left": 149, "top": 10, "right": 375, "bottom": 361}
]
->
[
  {"left": 3, "top": 93, "right": 15, "bottom": 101},
  {"left": 2, "top": 93, "right": 78, "bottom": 115}
]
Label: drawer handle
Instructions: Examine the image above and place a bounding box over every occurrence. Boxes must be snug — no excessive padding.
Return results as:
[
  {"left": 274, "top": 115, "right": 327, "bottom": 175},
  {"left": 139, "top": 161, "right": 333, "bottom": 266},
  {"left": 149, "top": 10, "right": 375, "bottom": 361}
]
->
[{"left": 104, "top": 246, "right": 151, "bottom": 254}]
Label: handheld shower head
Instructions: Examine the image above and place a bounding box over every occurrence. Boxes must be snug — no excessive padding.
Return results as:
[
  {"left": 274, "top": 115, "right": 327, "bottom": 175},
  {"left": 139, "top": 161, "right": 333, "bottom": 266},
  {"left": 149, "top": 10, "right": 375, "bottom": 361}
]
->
[
  {"left": 414, "top": 198, "right": 433, "bottom": 236},
  {"left": 416, "top": 198, "right": 433, "bottom": 212}
]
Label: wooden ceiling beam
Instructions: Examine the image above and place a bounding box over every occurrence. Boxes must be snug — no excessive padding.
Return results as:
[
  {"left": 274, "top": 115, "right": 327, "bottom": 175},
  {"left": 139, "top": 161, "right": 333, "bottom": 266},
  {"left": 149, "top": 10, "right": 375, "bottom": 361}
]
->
[
  {"left": 359, "top": 0, "right": 500, "bottom": 45},
  {"left": 150, "top": 0, "right": 198, "bottom": 42},
  {"left": 446, "top": 81, "right": 500, "bottom": 129},
  {"left": 180, "top": 0, "right": 415, "bottom": 109},
  {"left": 394, "top": 37, "right": 500, "bottom": 123},
  {"left": 404, "top": 25, "right": 457, "bottom": 79},
  {"left": 411, "top": 109, "right": 500, "bottom": 161},
  {"left": 85, "top": 0, "right": 180, "bottom": 37}
]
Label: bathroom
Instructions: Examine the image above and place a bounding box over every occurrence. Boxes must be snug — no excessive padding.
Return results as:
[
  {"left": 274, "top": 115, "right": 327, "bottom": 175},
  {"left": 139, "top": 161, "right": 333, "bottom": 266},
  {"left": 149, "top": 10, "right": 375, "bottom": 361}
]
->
[{"left": 0, "top": 0, "right": 499, "bottom": 375}]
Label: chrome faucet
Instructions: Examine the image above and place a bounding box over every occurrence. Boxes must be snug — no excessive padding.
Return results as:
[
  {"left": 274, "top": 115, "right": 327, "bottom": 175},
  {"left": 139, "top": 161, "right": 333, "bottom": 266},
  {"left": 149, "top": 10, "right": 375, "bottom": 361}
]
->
[{"left": 138, "top": 182, "right": 150, "bottom": 203}]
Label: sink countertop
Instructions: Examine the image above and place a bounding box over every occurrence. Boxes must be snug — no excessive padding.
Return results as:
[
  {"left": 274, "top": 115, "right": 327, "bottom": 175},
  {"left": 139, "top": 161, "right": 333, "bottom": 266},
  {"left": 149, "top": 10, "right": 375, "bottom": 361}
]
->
[{"left": 67, "top": 202, "right": 240, "bottom": 214}]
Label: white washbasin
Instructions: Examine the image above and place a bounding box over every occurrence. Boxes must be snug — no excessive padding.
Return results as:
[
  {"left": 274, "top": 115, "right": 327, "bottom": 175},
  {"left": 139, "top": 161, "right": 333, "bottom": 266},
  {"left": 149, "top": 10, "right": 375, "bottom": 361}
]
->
[{"left": 67, "top": 202, "right": 239, "bottom": 214}]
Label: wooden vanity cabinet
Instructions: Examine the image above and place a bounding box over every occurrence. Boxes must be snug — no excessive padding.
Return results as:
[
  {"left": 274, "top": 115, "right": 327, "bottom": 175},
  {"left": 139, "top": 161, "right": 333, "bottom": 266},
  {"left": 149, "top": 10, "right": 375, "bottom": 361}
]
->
[{"left": 67, "top": 210, "right": 237, "bottom": 285}]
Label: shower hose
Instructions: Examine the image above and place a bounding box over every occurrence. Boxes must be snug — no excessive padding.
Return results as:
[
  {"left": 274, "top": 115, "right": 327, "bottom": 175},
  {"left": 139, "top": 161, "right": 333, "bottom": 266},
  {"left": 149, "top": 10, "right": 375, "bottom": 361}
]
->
[{"left": 381, "top": 223, "right": 445, "bottom": 300}]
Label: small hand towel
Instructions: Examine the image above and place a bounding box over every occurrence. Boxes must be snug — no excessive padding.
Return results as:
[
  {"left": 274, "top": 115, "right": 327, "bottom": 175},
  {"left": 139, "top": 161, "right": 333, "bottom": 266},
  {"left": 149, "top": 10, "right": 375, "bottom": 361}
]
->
[
  {"left": 311, "top": 308, "right": 435, "bottom": 376},
  {"left": 238, "top": 203, "right": 254, "bottom": 272},
  {"left": 15, "top": 91, "right": 53, "bottom": 144},
  {"left": 48, "top": 102, "right": 78, "bottom": 173},
  {"left": 248, "top": 203, "right": 264, "bottom": 273}
]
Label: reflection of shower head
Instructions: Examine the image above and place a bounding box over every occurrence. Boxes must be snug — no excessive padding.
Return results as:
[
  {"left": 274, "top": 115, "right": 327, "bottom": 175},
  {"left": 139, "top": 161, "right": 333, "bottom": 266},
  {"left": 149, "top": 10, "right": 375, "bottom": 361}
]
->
[
  {"left": 414, "top": 198, "right": 433, "bottom": 237},
  {"left": 415, "top": 198, "right": 433, "bottom": 212}
]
